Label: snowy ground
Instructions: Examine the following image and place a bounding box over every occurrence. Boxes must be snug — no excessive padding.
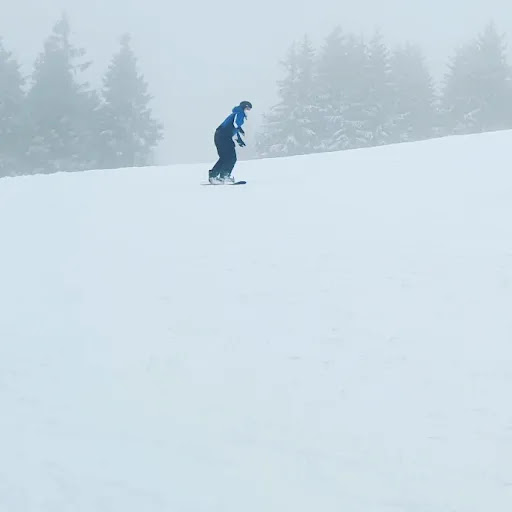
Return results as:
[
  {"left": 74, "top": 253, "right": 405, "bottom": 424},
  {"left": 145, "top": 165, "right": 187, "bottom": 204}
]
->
[{"left": 1, "top": 131, "right": 512, "bottom": 511}]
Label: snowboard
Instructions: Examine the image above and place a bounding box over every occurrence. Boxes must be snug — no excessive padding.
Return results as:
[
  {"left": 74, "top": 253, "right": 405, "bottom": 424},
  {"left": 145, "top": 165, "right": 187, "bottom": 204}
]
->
[{"left": 201, "top": 180, "right": 247, "bottom": 186}]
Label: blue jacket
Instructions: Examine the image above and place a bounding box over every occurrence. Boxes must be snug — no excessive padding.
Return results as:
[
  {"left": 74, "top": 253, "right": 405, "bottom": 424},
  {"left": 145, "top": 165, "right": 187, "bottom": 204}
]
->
[{"left": 218, "top": 106, "right": 246, "bottom": 138}]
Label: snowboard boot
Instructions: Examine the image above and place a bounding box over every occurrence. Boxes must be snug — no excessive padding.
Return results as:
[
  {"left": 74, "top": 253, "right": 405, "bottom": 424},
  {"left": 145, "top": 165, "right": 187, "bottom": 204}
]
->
[
  {"left": 220, "top": 174, "right": 235, "bottom": 184},
  {"left": 208, "top": 169, "right": 223, "bottom": 184}
]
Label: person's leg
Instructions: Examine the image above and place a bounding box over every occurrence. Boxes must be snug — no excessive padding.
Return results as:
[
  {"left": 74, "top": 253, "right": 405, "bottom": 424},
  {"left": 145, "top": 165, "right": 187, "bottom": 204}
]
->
[
  {"left": 209, "top": 132, "right": 224, "bottom": 179},
  {"left": 210, "top": 131, "right": 232, "bottom": 179},
  {"left": 219, "top": 139, "right": 237, "bottom": 179}
]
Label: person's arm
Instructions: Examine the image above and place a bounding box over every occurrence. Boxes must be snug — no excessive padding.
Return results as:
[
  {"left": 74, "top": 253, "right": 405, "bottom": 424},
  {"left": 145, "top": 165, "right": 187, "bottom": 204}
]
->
[
  {"left": 234, "top": 111, "right": 246, "bottom": 146},
  {"left": 234, "top": 110, "right": 245, "bottom": 133}
]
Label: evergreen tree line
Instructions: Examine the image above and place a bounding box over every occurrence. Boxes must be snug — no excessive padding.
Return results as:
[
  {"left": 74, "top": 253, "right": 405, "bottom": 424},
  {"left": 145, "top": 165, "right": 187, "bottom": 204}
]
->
[
  {"left": 0, "top": 14, "right": 163, "bottom": 178},
  {"left": 257, "top": 22, "right": 512, "bottom": 157}
]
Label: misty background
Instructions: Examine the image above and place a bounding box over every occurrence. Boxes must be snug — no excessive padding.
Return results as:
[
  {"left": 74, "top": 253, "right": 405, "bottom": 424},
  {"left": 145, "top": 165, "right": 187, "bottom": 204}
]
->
[{"left": 1, "top": 0, "right": 512, "bottom": 165}]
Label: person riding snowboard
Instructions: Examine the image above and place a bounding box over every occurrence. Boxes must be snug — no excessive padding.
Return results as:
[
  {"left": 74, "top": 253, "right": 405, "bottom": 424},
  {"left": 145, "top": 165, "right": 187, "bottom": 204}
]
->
[{"left": 209, "top": 101, "right": 252, "bottom": 184}]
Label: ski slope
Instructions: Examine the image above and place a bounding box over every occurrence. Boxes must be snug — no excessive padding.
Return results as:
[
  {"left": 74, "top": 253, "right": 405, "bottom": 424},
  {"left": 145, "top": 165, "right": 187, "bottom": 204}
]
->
[{"left": 1, "top": 131, "right": 512, "bottom": 512}]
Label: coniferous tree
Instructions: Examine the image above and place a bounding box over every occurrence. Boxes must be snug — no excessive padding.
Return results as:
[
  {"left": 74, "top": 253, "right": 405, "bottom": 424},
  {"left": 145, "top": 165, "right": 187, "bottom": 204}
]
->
[
  {"left": 318, "top": 30, "right": 393, "bottom": 151},
  {"left": 257, "top": 36, "right": 318, "bottom": 157},
  {"left": 0, "top": 38, "right": 26, "bottom": 177},
  {"left": 442, "top": 22, "right": 512, "bottom": 135},
  {"left": 320, "top": 31, "right": 370, "bottom": 151},
  {"left": 315, "top": 27, "right": 361, "bottom": 151},
  {"left": 388, "top": 42, "right": 437, "bottom": 143},
  {"left": 25, "top": 14, "right": 99, "bottom": 174},
  {"left": 315, "top": 26, "right": 346, "bottom": 151},
  {"left": 361, "top": 30, "right": 394, "bottom": 147},
  {"left": 256, "top": 43, "right": 299, "bottom": 157},
  {"left": 98, "top": 34, "right": 163, "bottom": 169}
]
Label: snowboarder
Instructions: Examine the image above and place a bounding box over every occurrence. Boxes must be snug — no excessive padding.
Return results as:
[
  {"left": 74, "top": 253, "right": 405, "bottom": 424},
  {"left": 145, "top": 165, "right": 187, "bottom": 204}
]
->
[{"left": 209, "top": 101, "right": 252, "bottom": 184}]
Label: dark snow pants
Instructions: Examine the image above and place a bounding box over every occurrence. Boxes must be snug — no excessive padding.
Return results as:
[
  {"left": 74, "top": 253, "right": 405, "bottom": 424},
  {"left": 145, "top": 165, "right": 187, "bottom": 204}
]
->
[{"left": 209, "top": 129, "right": 237, "bottom": 179}]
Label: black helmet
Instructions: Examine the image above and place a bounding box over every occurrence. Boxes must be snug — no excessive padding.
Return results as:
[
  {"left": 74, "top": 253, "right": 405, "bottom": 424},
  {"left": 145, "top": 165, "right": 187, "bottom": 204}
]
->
[{"left": 240, "top": 101, "right": 253, "bottom": 110}]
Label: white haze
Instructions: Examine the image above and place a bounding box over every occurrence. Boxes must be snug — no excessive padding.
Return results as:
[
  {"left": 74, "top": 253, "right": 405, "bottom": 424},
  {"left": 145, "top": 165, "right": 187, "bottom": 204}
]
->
[{"left": 1, "top": 0, "right": 511, "bottom": 164}]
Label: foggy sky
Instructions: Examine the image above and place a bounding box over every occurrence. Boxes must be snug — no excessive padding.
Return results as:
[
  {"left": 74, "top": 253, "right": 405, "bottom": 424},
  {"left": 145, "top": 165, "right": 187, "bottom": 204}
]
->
[{"left": 2, "top": 0, "right": 511, "bottom": 165}]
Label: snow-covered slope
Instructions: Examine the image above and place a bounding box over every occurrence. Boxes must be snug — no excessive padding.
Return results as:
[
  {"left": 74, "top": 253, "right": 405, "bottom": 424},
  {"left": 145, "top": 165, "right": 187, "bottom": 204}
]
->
[{"left": 1, "top": 131, "right": 512, "bottom": 512}]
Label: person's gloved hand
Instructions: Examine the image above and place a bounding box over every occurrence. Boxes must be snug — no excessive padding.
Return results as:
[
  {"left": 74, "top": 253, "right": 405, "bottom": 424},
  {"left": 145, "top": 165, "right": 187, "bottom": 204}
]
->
[{"left": 236, "top": 135, "right": 246, "bottom": 147}]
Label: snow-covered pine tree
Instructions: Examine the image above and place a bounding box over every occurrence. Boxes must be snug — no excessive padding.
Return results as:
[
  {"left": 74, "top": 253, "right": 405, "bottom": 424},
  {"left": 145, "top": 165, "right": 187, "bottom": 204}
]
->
[
  {"left": 257, "top": 36, "right": 319, "bottom": 158},
  {"left": 25, "top": 14, "right": 99, "bottom": 174},
  {"left": 388, "top": 42, "right": 437, "bottom": 144},
  {"left": 317, "top": 30, "right": 370, "bottom": 151},
  {"left": 256, "top": 43, "right": 299, "bottom": 158},
  {"left": 0, "top": 38, "right": 26, "bottom": 177},
  {"left": 361, "top": 30, "right": 394, "bottom": 147},
  {"left": 315, "top": 26, "right": 345, "bottom": 151},
  {"left": 98, "top": 34, "right": 163, "bottom": 169},
  {"left": 442, "top": 22, "right": 512, "bottom": 135},
  {"left": 315, "top": 27, "right": 355, "bottom": 151}
]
